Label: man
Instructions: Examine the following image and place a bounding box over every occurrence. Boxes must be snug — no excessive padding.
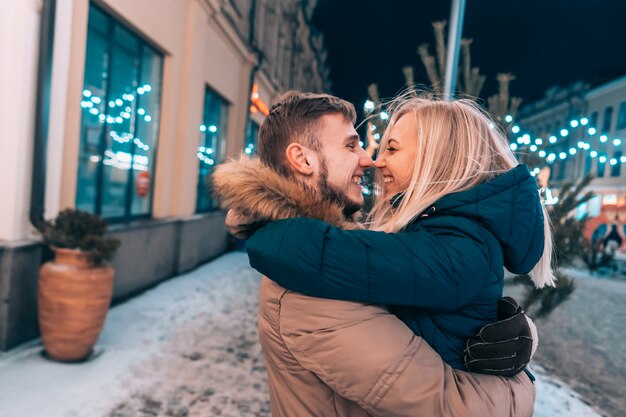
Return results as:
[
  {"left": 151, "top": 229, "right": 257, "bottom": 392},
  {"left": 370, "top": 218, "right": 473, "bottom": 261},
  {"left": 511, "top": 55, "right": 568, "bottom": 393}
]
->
[{"left": 213, "top": 91, "right": 536, "bottom": 417}]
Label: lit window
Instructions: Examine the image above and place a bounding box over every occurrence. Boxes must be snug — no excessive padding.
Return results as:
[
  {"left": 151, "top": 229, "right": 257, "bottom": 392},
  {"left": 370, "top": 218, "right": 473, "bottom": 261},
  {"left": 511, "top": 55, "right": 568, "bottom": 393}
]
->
[
  {"left": 588, "top": 195, "right": 601, "bottom": 217},
  {"left": 196, "top": 87, "right": 229, "bottom": 213},
  {"left": 244, "top": 121, "right": 260, "bottom": 157},
  {"left": 603, "top": 194, "right": 618, "bottom": 205},
  {"left": 76, "top": 5, "right": 163, "bottom": 221}
]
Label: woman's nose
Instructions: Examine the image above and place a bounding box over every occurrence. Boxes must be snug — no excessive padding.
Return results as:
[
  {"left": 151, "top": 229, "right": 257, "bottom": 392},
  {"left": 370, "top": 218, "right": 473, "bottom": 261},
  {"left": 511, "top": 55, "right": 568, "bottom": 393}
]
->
[{"left": 374, "top": 156, "right": 385, "bottom": 168}]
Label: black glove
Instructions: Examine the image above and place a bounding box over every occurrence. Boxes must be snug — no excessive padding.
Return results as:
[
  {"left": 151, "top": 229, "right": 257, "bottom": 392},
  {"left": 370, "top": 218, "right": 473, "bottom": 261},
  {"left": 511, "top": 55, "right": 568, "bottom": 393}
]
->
[{"left": 464, "top": 297, "right": 535, "bottom": 377}]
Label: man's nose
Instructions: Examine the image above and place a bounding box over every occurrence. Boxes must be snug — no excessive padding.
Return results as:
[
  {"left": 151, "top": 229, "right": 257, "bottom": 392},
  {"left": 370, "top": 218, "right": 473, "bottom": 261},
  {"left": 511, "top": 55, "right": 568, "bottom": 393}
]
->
[{"left": 357, "top": 145, "right": 374, "bottom": 168}]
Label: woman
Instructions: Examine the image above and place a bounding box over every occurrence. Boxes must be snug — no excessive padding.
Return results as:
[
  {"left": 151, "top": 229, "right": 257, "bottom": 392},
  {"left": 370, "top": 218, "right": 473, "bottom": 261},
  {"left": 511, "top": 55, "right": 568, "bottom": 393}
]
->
[{"left": 241, "top": 95, "right": 554, "bottom": 416}]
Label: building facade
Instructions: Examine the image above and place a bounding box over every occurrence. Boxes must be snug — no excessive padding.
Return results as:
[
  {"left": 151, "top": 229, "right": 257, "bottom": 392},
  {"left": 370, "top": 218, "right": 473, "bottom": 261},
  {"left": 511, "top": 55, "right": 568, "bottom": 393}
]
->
[
  {"left": 0, "top": 0, "right": 330, "bottom": 350},
  {"left": 583, "top": 76, "right": 626, "bottom": 204},
  {"left": 515, "top": 76, "right": 626, "bottom": 218}
]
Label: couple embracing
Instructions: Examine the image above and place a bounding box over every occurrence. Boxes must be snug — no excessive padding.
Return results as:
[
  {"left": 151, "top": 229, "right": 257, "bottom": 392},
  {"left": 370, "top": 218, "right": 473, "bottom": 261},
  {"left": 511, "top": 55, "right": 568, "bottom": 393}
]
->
[{"left": 214, "top": 90, "right": 552, "bottom": 417}]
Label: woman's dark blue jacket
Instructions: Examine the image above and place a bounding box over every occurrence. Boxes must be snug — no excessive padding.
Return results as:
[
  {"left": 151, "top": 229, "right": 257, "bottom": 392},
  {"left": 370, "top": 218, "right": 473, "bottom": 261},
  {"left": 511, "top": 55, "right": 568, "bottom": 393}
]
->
[{"left": 245, "top": 165, "right": 544, "bottom": 369}]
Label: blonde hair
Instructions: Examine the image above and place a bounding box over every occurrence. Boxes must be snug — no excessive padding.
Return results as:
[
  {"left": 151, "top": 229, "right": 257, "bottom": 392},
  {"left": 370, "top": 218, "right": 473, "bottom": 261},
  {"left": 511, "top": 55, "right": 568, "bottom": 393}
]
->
[{"left": 368, "top": 94, "right": 555, "bottom": 288}]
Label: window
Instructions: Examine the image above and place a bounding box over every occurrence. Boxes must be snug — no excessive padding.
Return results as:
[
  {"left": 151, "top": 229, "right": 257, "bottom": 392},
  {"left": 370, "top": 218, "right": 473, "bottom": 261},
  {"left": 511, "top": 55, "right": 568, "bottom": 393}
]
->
[
  {"left": 76, "top": 5, "right": 163, "bottom": 221},
  {"left": 584, "top": 154, "right": 593, "bottom": 176},
  {"left": 575, "top": 202, "right": 587, "bottom": 220},
  {"left": 597, "top": 152, "right": 607, "bottom": 177},
  {"left": 602, "top": 106, "right": 614, "bottom": 132},
  {"left": 557, "top": 158, "right": 567, "bottom": 180},
  {"left": 196, "top": 87, "right": 229, "bottom": 213},
  {"left": 617, "top": 102, "right": 626, "bottom": 130},
  {"left": 588, "top": 195, "right": 601, "bottom": 217},
  {"left": 244, "top": 121, "right": 260, "bottom": 156},
  {"left": 611, "top": 151, "right": 622, "bottom": 177},
  {"left": 603, "top": 194, "right": 618, "bottom": 205}
]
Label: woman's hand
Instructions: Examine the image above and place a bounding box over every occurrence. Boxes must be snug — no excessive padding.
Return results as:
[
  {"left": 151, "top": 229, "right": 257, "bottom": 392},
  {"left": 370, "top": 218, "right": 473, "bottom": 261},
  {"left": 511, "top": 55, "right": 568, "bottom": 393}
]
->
[{"left": 464, "top": 297, "right": 536, "bottom": 377}]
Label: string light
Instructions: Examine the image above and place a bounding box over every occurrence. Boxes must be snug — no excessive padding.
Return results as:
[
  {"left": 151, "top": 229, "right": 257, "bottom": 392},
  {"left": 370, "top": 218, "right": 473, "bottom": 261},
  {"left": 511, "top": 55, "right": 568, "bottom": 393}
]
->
[
  {"left": 82, "top": 87, "right": 154, "bottom": 126},
  {"left": 504, "top": 111, "right": 626, "bottom": 167}
]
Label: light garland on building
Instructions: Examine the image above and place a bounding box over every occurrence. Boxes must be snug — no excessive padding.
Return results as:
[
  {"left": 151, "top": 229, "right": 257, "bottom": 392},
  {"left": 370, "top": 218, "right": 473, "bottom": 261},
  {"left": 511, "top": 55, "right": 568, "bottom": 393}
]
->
[{"left": 504, "top": 113, "right": 625, "bottom": 170}]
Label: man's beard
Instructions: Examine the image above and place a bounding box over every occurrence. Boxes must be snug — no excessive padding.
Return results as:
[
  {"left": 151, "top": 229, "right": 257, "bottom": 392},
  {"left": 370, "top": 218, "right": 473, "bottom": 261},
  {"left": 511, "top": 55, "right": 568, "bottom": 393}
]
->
[{"left": 317, "top": 156, "right": 362, "bottom": 217}]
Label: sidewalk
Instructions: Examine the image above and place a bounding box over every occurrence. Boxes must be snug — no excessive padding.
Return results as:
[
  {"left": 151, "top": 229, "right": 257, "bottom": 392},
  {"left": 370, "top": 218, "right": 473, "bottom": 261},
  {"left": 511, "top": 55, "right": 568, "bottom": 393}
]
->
[
  {"left": 0, "top": 252, "right": 601, "bottom": 417},
  {"left": 506, "top": 267, "right": 626, "bottom": 417}
]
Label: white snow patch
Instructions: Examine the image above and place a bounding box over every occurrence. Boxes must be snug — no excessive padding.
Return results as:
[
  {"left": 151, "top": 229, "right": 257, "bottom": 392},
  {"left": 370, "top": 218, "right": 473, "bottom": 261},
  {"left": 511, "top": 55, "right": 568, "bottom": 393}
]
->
[{"left": 531, "top": 365, "right": 601, "bottom": 417}]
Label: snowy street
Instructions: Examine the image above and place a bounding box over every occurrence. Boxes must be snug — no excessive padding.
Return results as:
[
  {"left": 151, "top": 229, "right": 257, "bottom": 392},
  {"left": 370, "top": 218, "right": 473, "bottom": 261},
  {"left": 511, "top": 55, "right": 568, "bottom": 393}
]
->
[
  {"left": 506, "top": 267, "right": 626, "bottom": 417},
  {"left": 0, "top": 252, "right": 607, "bottom": 417}
]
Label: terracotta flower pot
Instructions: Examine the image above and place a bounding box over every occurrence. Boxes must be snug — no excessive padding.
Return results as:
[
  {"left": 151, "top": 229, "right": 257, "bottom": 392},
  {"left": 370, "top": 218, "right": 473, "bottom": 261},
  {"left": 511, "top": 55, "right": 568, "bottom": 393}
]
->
[{"left": 38, "top": 247, "right": 115, "bottom": 362}]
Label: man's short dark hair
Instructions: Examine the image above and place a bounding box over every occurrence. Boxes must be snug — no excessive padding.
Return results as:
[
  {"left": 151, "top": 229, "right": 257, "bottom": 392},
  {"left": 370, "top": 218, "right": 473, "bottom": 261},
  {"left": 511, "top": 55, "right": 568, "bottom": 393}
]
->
[{"left": 257, "top": 91, "right": 356, "bottom": 177}]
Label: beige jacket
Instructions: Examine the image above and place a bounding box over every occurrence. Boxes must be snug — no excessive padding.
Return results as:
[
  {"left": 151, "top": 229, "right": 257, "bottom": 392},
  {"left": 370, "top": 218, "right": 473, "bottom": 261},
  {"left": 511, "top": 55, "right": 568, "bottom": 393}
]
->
[{"left": 213, "top": 158, "right": 535, "bottom": 417}]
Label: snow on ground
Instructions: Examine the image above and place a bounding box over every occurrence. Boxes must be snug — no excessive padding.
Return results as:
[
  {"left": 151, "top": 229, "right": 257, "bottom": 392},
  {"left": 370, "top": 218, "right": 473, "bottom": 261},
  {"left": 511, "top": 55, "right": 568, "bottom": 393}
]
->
[
  {"left": 531, "top": 365, "right": 602, "bottom": 417},
  {"left": 0, "top": 252, "right": 604, "bottom": 417},
  {"left": 505, "top": 267, "right": 626, "bottom": 417}
]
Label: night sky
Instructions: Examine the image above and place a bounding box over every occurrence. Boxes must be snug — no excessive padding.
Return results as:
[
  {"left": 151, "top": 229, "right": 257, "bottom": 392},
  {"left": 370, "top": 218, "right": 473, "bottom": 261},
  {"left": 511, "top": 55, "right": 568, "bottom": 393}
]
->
[{"left": 312, "top": 0, "right": 626, "bottom": 114}]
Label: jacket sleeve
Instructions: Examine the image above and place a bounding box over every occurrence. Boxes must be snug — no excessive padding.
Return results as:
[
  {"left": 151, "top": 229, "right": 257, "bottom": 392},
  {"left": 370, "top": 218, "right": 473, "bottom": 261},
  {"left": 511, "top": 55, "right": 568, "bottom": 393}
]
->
[{"left": 245, "top": 217, "right": 491, "bottom": 311}]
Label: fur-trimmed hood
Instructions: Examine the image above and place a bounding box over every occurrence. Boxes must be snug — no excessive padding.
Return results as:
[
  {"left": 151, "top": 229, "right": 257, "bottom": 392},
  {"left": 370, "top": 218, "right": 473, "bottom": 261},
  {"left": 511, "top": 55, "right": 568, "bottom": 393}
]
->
[{"left": 212, "top": 157, "right": 360, "bottom": 229}]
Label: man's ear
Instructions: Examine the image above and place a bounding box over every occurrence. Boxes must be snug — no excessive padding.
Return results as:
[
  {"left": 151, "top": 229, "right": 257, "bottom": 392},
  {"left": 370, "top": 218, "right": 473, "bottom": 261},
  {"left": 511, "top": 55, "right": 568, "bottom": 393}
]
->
[{"left": 285, "top": 143, "right": 315, "bottom": 176}]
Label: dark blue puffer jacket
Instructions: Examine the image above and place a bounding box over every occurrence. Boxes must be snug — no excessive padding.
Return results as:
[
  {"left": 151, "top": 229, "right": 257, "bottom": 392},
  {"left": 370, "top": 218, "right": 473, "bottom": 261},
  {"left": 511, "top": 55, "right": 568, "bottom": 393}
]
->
[{"left": 245, "top": 164, "right": 544, "bottom": 369}]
